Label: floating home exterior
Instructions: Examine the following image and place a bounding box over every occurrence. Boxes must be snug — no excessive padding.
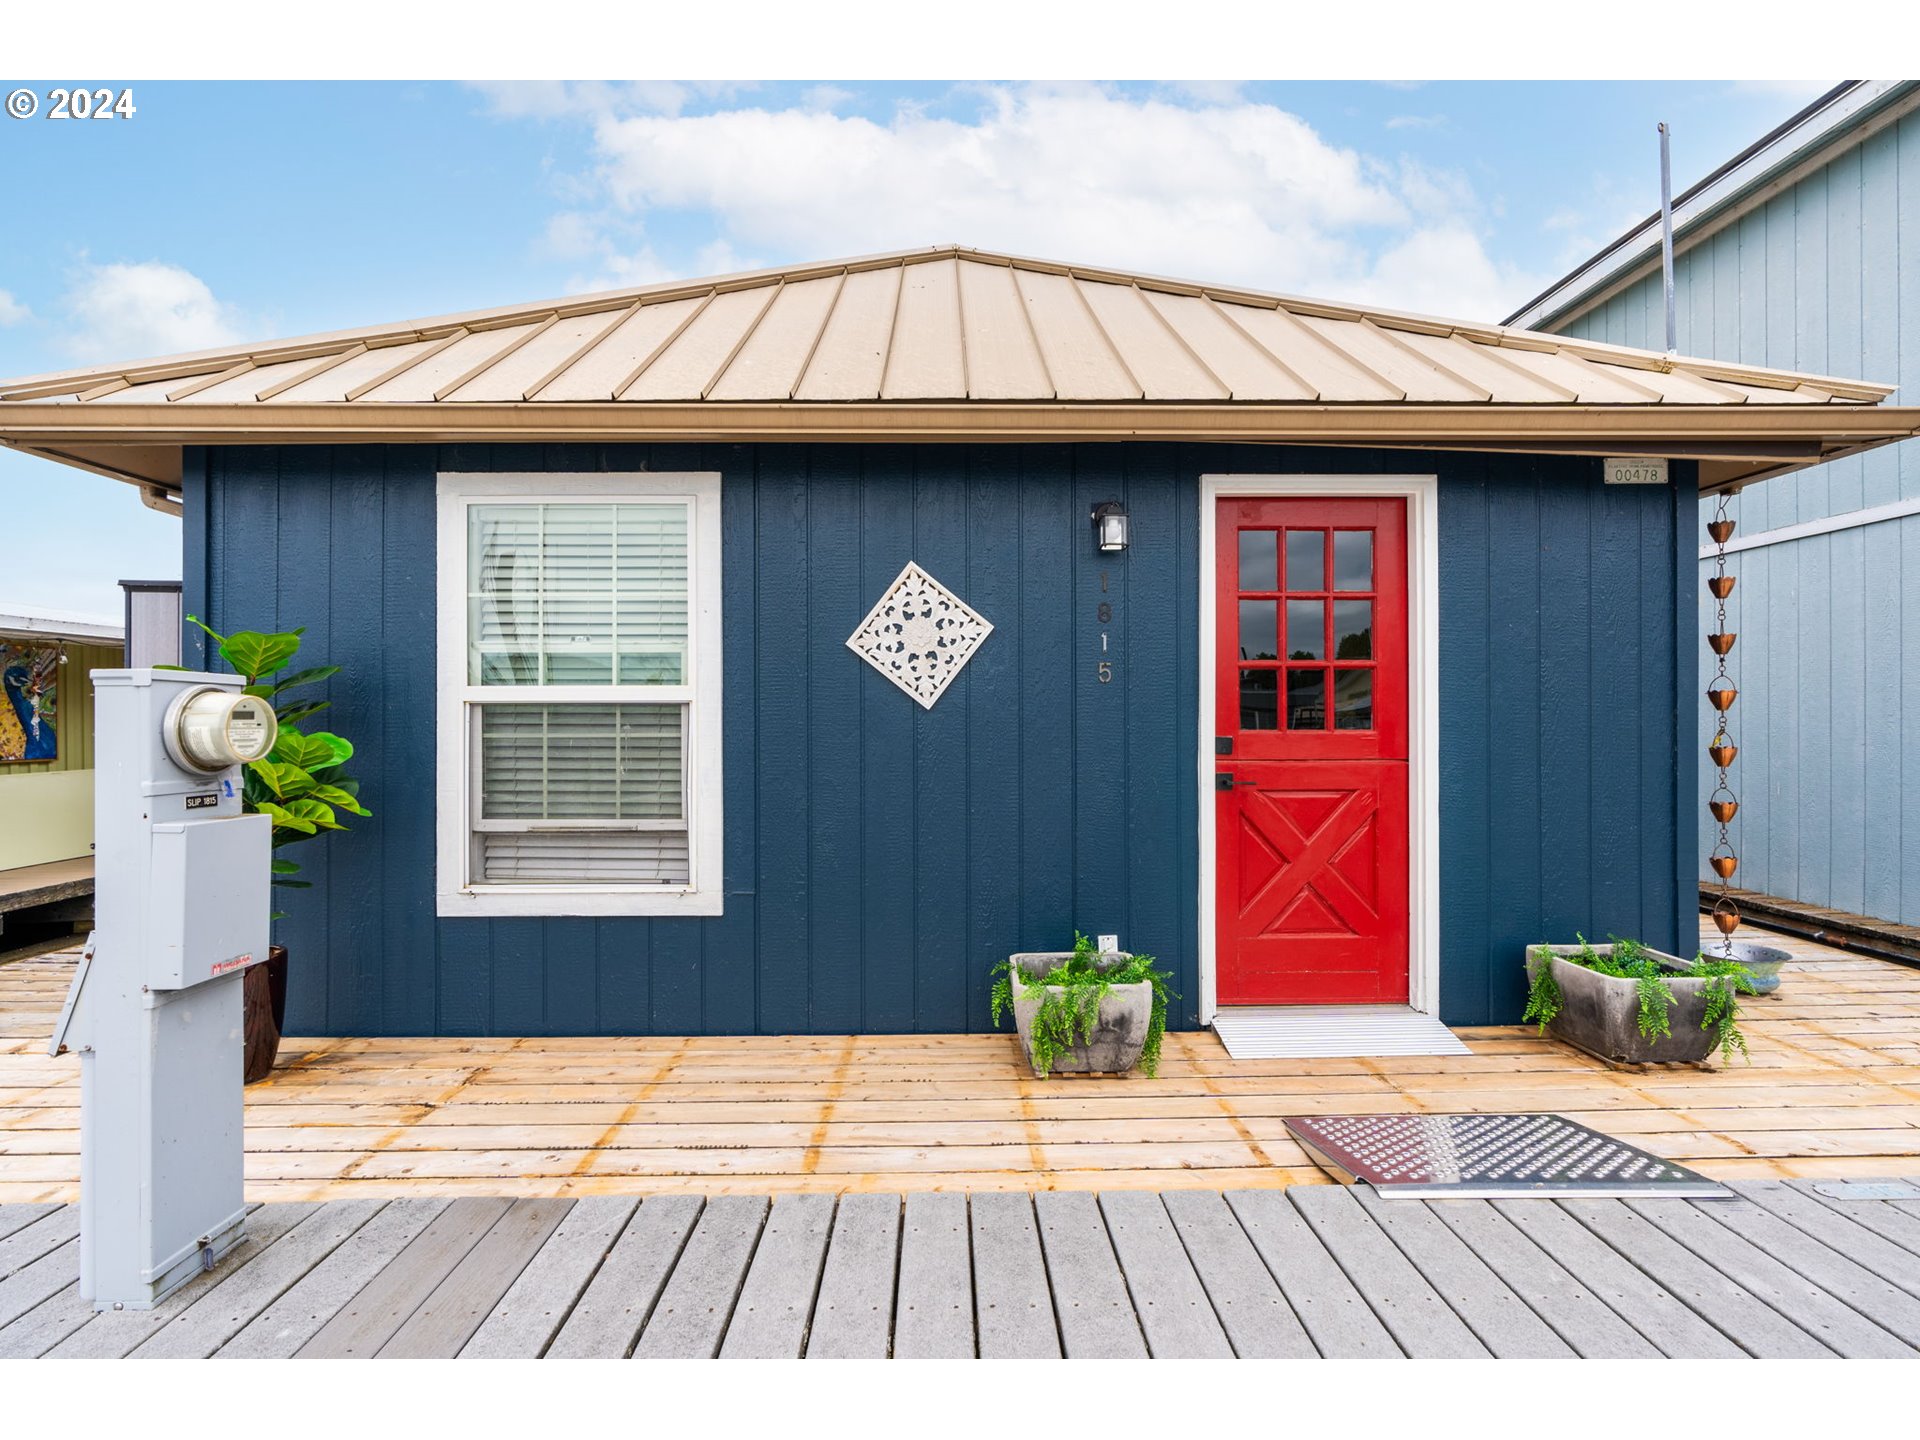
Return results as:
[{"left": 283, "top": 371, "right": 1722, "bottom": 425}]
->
[
  {"left": 4, "top": 246, "right": 1915, "bottom": 1041},
  {"left": 0, "top": 606, "right": 123, "bottom": 876},
  {"left": 1508, "top": 81, "right": 1920, "bottom": 931}
]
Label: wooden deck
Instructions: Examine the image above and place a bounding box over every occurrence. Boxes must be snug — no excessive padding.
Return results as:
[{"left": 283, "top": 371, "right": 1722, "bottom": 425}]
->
[
  {"left": 3, "top": 922, "right": 1919, "bottom": 1203},
  {"left": 3, "top": 1181, "right": 1918, "bottom": 1357},
  {"left": 0, "top": 857, "right": 92, "bottom": 913},
  {"left": 1707, "top": 886, "right": 1920, "bottom": 968}
]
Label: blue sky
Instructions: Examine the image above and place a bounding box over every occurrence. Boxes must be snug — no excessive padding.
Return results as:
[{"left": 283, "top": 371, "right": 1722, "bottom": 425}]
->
[{"left": 0, "top": 78, "right": 1830, "bottom": 617}]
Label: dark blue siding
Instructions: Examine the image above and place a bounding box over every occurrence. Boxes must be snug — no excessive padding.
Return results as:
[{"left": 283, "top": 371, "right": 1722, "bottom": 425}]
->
[{"left": 189, "top": 442, "right": 1690, "bottom": 1035}]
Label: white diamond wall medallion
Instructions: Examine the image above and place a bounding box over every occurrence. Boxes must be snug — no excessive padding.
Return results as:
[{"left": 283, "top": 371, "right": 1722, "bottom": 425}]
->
[{"left": 846, "top": 561, "right": 994, "bottom": 709}]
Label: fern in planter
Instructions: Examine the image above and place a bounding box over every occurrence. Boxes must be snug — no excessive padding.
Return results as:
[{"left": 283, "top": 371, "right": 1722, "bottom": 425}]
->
[
  {"left": 1526, "top": 933, "right": 1756, "bottom": 1063},
  {"left": 990, "top": 932, "right": 1176, "bottom": 1077},
  {"left": 184, "top": 617, "right": 370, "bottom": 907}
]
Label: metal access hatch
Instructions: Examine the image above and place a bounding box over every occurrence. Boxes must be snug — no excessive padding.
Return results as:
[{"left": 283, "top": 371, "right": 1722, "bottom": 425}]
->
[{"left": 1284, "top": 1113, "right": 1731, "bottom": 1199}]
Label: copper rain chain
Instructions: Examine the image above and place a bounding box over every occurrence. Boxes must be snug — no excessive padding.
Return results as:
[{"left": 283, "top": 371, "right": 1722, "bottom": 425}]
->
[{"left": 1706, "top": 496, "right": 1740, "bottom": 949}]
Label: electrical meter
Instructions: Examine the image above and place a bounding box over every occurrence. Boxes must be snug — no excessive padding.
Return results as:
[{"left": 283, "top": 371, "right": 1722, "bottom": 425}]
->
[{"left": 163, "top": 686, "right": 278, "bottom": 773}]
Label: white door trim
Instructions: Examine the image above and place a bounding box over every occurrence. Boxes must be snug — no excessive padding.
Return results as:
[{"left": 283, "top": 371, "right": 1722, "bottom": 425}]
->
[{"left": 1198, "top": 474, "right": 1441, "bottom": 1025}]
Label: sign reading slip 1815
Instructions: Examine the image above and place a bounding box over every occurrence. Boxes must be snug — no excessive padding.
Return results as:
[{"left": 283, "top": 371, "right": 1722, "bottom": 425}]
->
[{"left": 1603, "top": 457, "right": 1669, "bottom": 485}]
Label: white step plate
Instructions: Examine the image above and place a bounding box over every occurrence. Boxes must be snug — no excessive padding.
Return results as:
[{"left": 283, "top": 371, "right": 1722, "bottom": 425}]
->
[{"left": 1211, "top": 1005, "right": 1471, "bottom": 1059}]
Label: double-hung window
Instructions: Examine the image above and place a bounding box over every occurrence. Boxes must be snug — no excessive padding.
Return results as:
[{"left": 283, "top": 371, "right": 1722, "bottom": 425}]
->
[{"left": 436, "top": 473, "right": 723, "bottom": 916}]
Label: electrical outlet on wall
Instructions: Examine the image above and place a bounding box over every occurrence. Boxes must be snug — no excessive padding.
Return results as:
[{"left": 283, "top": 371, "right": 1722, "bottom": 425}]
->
[{"left": 1097, "top": 934, "right": 1119, "bottom": 954}]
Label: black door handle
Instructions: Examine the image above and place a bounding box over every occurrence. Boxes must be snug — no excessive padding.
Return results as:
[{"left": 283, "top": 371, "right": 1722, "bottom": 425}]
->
[{"left": 1215, "top": 772, "right": 1239, "bottom": 791}]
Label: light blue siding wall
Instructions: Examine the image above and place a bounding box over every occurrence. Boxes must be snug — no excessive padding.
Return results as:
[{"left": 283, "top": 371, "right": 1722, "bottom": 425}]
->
[{"left": 1556, "top": 109, "right": 1920, "bottom": 926}]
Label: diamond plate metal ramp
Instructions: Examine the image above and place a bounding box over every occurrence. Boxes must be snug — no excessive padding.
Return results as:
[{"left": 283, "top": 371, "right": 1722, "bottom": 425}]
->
[{"left": 1284, "top": 1113, "right": 1731, "bottom": 1200}]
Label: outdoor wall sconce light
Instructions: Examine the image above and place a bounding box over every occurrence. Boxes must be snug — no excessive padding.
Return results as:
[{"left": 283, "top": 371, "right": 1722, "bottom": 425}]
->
[{"left": 1091, "top": 500, "right": 1130, "bottom": 553}]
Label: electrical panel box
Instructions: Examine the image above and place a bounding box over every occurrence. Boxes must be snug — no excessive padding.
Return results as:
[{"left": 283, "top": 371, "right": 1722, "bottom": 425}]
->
[
  {"left": 59, "top": 668, "right": 276, "bottom": 1309},
  {"left": 147, "top": 816, "right": 271, "bottom": 990}
]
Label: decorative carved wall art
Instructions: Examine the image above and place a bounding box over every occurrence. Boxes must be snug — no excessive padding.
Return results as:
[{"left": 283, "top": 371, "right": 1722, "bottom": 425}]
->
[{"left": 846, "top": 561, "right": 994, "bottom": 710}]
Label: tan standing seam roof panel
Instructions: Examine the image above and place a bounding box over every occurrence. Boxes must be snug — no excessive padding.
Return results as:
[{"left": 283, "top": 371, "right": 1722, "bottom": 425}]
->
[
  {"left": 1078, "top": 281, "right": 1229, "bottom": 400},
  {"left": 268, "top": 339, "right": 442, "bottom": 405},
  {"left": 0, "top": 244, "right": 1913, "bottom": 494},
  {"left": 882, "top": 257, "right": 967, "bottom": 400},
  {"left": 706, "top": 274, "right": 843, "bottom": 402},
  {"left": 1226, "top": 305, "right": 1402, "bottom": 402},
  {"left": 536, "top": 298, "right": 702, "bottom": 402},
  {"left": 1139, "top": 291, "right": 1315, "bottom": 401},
  {"left": 623, "top": 286, "right": 779, "bottom": 402},
  {"left": 795, "top": 266, "right": 900, "bottom": 401},
  {"left": 957, "top": 260, "right": 1052, "bottom": 400},
  {"left": 1011, "top": 267, "right": 1140, "bottom": 400}
]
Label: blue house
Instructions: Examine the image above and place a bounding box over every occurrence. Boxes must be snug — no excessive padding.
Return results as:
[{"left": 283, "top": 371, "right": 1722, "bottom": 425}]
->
[
  {"left": 3, "top": 246, "right": 1913, "bottom": 1043},
  {"left": 1508, "top": 81, "right": 1920, "bottom": 935}
]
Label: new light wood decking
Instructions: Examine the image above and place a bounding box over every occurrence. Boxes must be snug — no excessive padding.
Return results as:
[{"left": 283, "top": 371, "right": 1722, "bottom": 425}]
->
[
  {"left": 2, "top": 924, "right": 1918, "bottom": 1203},
  {"left": 3, "top": 1182, "right": 1918, "bottom": 1357}
]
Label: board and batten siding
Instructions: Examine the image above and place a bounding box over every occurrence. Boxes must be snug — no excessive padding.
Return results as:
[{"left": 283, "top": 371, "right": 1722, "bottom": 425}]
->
[
  {"left": 1554, "top": 108, "right": 1920, "bottom": 926},
  {"left": 183, "top": 442, "right": 1692, "bottom": 1036}
]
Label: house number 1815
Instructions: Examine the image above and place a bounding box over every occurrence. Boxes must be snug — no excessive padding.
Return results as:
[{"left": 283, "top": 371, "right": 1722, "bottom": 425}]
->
[{"left": 1097, "top": 570, "right": 1114, "bottom": 683}]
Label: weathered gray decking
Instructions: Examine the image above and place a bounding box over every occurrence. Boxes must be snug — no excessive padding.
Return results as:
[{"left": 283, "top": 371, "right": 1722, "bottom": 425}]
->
[{"left": 3, "top": 1181, "right": 1918, "bottom": 1358}]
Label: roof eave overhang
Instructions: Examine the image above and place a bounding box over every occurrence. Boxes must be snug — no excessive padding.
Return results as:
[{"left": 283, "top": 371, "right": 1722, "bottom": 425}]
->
[{"left": 6, "top": 402, "right": 1915, "bottom": 496}]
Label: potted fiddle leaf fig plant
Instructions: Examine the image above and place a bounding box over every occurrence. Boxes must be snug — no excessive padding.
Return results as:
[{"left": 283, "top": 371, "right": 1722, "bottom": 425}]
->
[{"left": 187, "top": 617, "right": 370, "bottom": 1082}]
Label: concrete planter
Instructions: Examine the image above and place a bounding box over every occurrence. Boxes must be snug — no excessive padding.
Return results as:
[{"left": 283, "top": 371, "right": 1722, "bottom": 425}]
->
[
  {"left": 1008, "top": 951, "right": 1151, "bottom": 1077},
  {"left": 1525, "top": 943, "right": 1721, "bottom": 1066}
]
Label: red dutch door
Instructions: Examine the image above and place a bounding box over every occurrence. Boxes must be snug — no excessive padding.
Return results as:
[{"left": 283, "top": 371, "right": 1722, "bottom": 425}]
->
[{"left": 1215, "top": 498, "right": 1411, "bottom": 1005}]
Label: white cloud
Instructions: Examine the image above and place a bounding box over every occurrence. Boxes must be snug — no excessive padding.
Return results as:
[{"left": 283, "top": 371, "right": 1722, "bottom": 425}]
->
[
  {"left": 58, "top": 260, "right": 243, "bottom": 363},
  {"left": 1385, "top": 113, "right": 1447, "bottom": 130},
  {"left": 1366, "top": 222, "right": 1538, "bottom": 321},
  {"left": 800, "top": 84, "right": 855, "bottom": 114},
  {"left": 0, "top": 290, "right": 28, "bottom": 327},
  {"left": 536, "top": 85, "right": 1543, "bottom": 320}
]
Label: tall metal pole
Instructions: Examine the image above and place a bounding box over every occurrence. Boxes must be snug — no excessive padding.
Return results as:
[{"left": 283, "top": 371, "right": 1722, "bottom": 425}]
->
[{"left": 1659, "top": 121, "right": 1676, "bottom": 355}]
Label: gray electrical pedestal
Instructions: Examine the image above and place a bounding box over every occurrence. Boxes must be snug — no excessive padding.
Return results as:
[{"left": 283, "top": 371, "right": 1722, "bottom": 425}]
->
[{"left": 51, "top": 668, "right": 276, "bottom": 1310}]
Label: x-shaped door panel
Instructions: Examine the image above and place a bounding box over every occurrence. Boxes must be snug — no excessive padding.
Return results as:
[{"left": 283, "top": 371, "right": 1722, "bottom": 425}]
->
[{"left": 1217, "top": 760, "right": 1410, "bottom": 1005}]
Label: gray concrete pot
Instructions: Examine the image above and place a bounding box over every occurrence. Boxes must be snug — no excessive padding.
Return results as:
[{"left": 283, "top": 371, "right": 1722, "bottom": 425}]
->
[
  {"left": 1008, "top": 951, "right": 1151, "bottom": 1077},
  {"left": 1524, "top": 943, "right": 1721, "bottom": 1066}
]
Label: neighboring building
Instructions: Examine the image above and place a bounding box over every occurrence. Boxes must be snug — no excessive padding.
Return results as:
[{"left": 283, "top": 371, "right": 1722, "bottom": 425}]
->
[
  {"left": 0, "top": 605, "right": 124, "bottom": 941},
  {"left": 2, "top": 245, "right": 1914, "bottom": 1042},
  {"left": 1507, "top": 81, "right": 1920, "bottom": 929}
]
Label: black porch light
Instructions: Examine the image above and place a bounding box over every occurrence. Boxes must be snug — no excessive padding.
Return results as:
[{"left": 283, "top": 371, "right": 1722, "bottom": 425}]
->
[{"left": 1091, "top": 500, "right": 1130, "bottom": 553}]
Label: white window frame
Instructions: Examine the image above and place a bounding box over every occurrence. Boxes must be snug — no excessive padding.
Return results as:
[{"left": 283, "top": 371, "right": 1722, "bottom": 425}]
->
[{"left": 435, "top": 471, "right": 724, "bottom": 917}]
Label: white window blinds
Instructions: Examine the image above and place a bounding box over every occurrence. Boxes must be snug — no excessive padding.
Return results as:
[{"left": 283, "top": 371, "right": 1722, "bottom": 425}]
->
[
  {"left": 468, "top": 502, "right": 689, "bottom": 686},
  {"left": 465, "top": 500, "right": 694, "bottom": 887},
  {"left": 478, "top": 703, "right": 684, "bottom": 820}
]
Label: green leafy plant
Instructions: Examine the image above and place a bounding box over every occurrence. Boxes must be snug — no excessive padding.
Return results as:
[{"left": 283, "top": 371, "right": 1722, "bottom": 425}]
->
[
  {"left": 1689, "top": 953, "right": 1757, "bottom": 1064},
  {"left": 991, "top": 931, "right": 1176, "bottom": 1077},
  {"left": 186, "top": 616, "right": 369, "bottom": 908},
  {"left": 1526, "top": 933, "right": 1755, "bottom": 1063}
]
